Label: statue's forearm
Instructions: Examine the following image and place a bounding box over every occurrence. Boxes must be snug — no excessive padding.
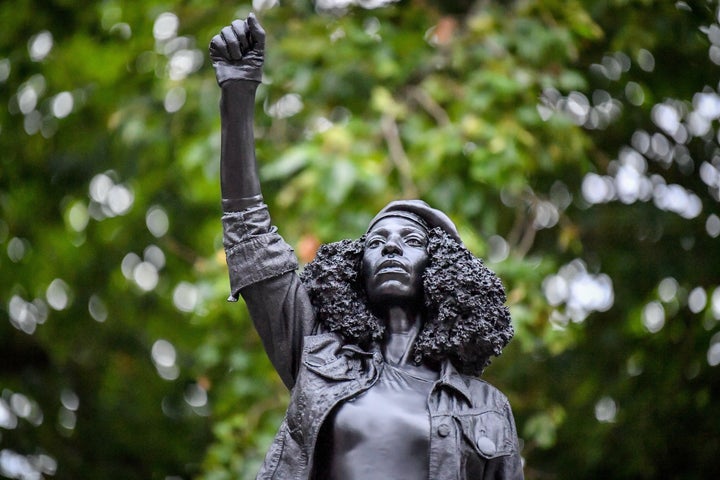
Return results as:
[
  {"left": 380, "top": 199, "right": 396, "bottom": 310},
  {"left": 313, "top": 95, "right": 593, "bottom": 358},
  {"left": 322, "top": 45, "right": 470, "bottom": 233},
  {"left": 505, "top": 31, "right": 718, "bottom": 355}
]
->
[{"left": 220, "top": 80, "right": 262, "bottom": 210}]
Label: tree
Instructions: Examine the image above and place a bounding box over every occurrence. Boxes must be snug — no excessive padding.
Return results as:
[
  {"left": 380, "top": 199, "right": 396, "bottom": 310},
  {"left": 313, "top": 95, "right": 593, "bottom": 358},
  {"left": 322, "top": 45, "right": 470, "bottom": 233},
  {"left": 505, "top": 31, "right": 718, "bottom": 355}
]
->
[{"left": 1, "top": 1, "right": 719, "bottom": 479}]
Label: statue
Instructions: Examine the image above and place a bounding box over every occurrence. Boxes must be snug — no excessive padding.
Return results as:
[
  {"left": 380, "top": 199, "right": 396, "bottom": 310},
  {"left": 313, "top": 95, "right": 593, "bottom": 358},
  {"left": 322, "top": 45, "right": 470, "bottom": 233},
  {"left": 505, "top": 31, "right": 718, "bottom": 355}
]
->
[{"left": 210, "top": 14, "right": 524, "bottom": 480}]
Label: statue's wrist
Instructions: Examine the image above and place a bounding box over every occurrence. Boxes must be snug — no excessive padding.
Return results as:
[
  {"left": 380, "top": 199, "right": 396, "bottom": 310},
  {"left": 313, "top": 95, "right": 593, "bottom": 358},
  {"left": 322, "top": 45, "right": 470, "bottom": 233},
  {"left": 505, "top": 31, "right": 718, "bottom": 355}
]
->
[
  {"left": 220, "top": 78, "right": 261, "bottom": 91},
  {"left": 214, "top": 63, "right": 262, "bottom": 86}
]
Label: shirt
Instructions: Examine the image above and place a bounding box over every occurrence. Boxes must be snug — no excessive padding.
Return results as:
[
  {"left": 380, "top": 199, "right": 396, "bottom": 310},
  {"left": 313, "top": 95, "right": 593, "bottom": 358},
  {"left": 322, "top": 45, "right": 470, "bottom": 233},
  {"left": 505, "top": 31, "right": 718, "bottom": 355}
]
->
[{"left": 319, "top": 362, "right": 436, "bottom": 479}]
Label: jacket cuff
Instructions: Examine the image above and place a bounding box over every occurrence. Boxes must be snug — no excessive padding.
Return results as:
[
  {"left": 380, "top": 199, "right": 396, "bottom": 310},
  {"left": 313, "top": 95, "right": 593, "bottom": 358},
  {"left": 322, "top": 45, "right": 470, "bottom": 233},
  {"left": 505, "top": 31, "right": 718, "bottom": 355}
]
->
[
  {"left": 222, "top": 203, "right": 271, "bottom": 246},
  {"left": 224, "top": 233, "right": 299, "bottom": 300},
  {"left": 222, "top": 204, "right": 299, "bottom": 300}
]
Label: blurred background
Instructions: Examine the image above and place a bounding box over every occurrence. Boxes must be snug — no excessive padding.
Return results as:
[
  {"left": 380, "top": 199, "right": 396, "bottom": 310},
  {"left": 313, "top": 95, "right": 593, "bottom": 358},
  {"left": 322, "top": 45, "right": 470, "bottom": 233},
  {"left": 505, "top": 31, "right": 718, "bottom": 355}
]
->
[{"left": 2, "top": 0, "right": 719, "bottom": 478}]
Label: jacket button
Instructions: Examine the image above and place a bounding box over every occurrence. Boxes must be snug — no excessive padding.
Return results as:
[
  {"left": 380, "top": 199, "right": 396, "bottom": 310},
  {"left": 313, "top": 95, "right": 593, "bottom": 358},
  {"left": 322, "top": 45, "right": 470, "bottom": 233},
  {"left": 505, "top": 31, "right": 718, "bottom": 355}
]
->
[
  {"left": 437, "top": 424, "right": 451, "bottom": 437},
  {"left": 476, "top": 436, "right": 497, "bottom": 456}
]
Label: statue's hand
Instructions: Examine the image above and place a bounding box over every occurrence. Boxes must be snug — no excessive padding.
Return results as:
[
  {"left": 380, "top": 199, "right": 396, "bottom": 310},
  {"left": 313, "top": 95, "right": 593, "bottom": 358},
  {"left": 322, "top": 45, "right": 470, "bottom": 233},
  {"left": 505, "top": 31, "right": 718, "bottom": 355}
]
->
[{"left": 209, "top": 13, "right": 265, "bottom": 85}]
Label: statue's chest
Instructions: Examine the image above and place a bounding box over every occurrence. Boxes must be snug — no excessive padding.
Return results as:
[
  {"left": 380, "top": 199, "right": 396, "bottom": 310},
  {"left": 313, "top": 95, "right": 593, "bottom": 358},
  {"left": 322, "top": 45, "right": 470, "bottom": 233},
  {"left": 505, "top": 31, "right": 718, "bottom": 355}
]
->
[{"left": 286, "top": 334, "right": 380, "bottom": 444}]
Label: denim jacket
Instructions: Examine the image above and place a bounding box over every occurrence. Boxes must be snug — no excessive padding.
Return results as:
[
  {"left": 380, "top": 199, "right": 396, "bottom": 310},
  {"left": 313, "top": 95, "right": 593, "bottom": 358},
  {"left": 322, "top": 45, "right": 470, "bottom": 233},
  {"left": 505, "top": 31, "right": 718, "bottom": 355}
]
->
[{"left": 223, "top": 205, "right": 524, "bottom": 480}]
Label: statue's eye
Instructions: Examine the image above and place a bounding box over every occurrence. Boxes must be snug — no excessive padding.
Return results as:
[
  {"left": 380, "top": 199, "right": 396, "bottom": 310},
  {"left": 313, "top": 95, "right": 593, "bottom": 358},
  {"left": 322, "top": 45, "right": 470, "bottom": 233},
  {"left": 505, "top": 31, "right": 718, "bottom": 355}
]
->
[
  {"left": 405, "top": 236, "right": 425, "bottom": 247},
  {"left": 366, "top": 238, "right": 384, "bottom": 248}
]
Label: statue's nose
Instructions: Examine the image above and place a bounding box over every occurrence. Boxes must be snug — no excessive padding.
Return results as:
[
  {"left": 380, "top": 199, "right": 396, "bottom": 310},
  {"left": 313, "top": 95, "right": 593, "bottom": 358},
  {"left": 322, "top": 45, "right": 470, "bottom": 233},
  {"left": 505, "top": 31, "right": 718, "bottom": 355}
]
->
[{"left": 381, "top": 238, "right": 402, "bottom": 256}]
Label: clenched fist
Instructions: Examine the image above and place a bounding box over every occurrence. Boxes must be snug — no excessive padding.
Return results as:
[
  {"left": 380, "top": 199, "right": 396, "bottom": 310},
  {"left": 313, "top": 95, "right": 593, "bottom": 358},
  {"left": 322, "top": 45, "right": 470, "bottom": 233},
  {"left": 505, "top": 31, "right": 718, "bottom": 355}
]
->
[{"left": 209, "top": 13, "right": 265, "bottom": 85}]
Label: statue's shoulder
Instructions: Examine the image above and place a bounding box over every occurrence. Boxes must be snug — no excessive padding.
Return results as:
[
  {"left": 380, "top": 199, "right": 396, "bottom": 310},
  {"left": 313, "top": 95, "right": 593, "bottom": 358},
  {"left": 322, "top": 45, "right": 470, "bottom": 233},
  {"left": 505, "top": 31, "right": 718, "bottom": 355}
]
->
[{"left": 463, "top": 375, "right": 511, "bottom": 410}]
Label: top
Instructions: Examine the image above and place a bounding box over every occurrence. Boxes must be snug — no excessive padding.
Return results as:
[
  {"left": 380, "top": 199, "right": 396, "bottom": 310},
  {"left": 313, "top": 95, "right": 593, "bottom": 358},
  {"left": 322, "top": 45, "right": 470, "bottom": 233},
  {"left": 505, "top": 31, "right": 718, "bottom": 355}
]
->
[{"left": 317, "top": 362, "right": 436, "bottom": 479}]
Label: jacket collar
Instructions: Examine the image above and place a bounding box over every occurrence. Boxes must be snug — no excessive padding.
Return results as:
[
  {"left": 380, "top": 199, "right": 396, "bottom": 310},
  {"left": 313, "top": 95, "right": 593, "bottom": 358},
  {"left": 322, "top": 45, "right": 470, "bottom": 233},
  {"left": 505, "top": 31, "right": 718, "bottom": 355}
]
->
[
  {"left": 437, "top": 359, "right": 473, "bottom": 404},
  {"left": 342, "top": 340, "right": 474, "bottom": 404}
]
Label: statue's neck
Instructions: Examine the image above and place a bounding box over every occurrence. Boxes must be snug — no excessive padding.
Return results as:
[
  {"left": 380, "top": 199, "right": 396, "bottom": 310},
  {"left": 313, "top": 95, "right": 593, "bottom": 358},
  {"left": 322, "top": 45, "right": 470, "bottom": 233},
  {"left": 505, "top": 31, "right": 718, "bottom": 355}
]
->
[{"left": 382, "top": 306, "right": 422, "bottom": 366}]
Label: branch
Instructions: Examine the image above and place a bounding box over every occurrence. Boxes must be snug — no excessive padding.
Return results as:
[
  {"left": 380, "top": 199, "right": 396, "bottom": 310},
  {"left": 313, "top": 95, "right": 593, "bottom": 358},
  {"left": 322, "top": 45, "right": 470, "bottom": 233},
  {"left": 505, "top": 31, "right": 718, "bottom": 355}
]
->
[
  {"left": 381, "top": 113, "right": 418, "bottom": 198},
  {"left": 408, "top": 86, "right": 450, "bottom": 127}
]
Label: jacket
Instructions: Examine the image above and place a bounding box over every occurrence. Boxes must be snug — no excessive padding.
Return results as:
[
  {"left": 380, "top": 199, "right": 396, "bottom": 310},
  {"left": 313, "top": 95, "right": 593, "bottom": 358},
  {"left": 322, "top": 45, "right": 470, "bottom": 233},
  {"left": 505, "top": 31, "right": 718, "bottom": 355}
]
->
[{"left": 223, "top": 204, "right": 524, "bottom": 479}]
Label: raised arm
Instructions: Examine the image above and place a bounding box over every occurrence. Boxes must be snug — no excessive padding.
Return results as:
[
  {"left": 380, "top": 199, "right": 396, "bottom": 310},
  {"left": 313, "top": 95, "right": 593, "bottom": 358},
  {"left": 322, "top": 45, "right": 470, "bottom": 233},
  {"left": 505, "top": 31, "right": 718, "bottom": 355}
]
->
[
  {"left": 210, "top": 16, "right": 316, "bottom": 389},
  {"left": 209, "top": 14, "right": 265, "bottom": 210}
]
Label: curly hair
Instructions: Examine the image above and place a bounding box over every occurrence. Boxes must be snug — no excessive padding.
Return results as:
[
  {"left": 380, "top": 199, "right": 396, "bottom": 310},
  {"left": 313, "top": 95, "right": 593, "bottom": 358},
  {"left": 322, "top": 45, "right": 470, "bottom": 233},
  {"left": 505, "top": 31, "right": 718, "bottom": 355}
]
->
[{"left": 299, "top": 227, "right": 513, "bottom": 376}]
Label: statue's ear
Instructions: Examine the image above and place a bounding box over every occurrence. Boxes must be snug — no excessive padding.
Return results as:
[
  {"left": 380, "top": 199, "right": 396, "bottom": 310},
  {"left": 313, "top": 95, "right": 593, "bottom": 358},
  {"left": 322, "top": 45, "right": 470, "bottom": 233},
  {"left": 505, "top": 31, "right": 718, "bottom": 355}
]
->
[{"left": 355, "top": 235, "right": 367, "bottom": 281}]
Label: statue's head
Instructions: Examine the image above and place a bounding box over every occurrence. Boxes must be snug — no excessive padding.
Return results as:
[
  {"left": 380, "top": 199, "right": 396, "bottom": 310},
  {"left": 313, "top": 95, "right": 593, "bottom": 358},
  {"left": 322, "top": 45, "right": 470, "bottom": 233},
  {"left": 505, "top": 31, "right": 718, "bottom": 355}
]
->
[
  {"left": 300, "top": 200, "right": 513, "bottom": 376},
  {"left": 361, "top": 200, "right": 461, "bottom": 309}
]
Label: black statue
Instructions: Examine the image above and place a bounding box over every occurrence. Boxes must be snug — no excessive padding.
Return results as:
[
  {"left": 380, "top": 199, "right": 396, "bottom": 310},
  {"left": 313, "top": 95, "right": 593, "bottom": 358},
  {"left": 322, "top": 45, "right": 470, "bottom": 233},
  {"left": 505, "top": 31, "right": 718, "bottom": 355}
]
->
[{"left": 210, "top": 14, "right": 524, "bottom": 480}]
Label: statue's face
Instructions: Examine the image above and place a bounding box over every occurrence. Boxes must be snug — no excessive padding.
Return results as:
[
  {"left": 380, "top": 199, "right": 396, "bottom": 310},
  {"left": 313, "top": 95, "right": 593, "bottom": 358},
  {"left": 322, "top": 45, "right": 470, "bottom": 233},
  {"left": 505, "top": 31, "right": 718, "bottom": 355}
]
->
[{"left": 362, "top": 216, "right": 429, "bottom": 307}]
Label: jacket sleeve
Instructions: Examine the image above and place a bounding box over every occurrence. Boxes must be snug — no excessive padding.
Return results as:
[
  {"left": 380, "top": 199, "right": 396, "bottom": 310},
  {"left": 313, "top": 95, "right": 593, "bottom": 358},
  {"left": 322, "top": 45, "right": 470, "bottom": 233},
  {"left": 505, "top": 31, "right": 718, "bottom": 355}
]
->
[{"left": 222, "top": 203, "right": 316, "bottom": 390}]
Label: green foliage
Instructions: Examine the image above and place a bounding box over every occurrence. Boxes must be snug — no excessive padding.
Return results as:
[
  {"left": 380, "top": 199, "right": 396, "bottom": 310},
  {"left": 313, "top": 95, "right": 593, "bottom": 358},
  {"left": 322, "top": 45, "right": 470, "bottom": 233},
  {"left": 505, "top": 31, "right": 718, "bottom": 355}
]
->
[{"left": 2, "top": 1, "right": 720, "bottom": 479}]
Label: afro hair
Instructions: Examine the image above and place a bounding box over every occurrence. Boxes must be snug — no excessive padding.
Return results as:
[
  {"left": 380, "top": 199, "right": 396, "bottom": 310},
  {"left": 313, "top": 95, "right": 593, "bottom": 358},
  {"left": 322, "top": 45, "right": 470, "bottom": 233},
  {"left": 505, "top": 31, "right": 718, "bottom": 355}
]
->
[{"left": 299, "top": 227, "right": 513, "bottom": 376}]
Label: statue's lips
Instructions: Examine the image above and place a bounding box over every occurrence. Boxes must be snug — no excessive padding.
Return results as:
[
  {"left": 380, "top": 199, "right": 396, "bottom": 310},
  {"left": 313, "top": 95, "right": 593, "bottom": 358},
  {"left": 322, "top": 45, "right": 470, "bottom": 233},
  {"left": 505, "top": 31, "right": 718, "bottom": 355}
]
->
[{"left": 376, "top": 259, "right": 408, "bottom": 275}]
